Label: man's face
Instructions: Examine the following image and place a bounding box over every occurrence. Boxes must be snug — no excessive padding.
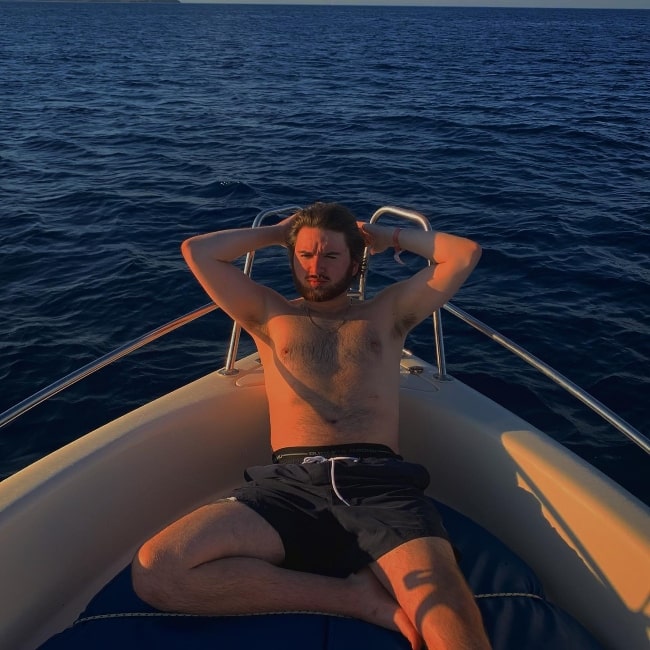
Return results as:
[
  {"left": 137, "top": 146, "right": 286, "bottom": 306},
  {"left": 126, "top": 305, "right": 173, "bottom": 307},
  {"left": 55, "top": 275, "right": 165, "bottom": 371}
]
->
[{"left": 291, "top": 227, "right": 358, "bottom": 302}]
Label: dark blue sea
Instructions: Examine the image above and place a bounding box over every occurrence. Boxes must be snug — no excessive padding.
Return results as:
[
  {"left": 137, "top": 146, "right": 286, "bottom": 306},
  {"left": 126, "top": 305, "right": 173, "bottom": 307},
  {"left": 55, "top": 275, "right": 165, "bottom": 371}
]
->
[{"left": 1, "top": 2, "right": 648, "bottom": 505}]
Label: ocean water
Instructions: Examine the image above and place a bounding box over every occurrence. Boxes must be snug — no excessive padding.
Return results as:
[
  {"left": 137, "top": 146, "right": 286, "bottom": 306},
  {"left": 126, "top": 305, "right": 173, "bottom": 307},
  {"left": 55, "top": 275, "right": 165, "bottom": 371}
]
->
[{"left": 1, "top": 3, "right": 648, "bottom": 504}]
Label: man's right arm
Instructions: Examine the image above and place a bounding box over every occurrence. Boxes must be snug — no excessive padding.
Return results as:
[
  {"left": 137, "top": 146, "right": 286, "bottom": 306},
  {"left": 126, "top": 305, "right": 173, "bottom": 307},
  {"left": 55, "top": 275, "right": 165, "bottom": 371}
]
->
[{"left": 181, "top": 222, "right": 289, "bottom": 328}]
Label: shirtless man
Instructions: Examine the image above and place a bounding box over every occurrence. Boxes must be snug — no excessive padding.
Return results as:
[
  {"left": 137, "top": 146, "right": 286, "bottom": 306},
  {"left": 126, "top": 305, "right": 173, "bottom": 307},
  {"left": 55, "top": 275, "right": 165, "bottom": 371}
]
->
[{"left": 132, "top": 202, "right": 490, "bottom": 650}]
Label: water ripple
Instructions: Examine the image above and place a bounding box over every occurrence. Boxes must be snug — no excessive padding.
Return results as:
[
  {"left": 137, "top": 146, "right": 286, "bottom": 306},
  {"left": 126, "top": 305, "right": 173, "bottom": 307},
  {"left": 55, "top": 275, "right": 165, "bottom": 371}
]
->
[{"left": 1, "top": 4, "right": 648, "bottom": 501}]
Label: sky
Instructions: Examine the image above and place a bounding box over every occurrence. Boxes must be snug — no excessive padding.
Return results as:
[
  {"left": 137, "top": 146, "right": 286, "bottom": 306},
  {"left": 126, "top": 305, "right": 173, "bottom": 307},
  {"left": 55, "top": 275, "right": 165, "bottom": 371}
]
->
[{"left": 184, "top": 0, "right": 650, "bottom": 8}]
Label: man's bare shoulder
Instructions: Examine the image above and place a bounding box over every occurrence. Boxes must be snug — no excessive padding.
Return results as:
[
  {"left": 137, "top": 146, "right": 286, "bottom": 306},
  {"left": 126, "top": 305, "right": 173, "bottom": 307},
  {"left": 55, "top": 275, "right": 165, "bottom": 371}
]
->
[
  {"left": 242, "top": 295, "right": 303, "bottom": 341},
  {"left": 354, "top": 284, "right": 422, "bottom": 336}
]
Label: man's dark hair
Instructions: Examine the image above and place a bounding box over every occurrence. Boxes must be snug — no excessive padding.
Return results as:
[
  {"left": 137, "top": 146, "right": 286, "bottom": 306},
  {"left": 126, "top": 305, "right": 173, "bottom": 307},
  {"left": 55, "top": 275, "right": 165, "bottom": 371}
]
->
[{"left": 285, "top": 202, "right": 366, "bottom": 280}]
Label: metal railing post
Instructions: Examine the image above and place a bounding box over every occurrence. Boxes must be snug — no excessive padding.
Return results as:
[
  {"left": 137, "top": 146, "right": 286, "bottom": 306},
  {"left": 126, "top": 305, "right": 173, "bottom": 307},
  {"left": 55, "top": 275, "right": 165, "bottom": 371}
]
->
[
  {"left": 220, "top": 206, "right": 301, "bottom": 375},
  {"left": 365, "top": 206, "right": 450, "bottom": 380}
]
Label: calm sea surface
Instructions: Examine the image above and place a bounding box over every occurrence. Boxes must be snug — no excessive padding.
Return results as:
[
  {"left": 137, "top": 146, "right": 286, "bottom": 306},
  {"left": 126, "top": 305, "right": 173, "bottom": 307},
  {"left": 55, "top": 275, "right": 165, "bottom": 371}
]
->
[{"left": 1, "top": 3, "right": 648, "bottom": 504}]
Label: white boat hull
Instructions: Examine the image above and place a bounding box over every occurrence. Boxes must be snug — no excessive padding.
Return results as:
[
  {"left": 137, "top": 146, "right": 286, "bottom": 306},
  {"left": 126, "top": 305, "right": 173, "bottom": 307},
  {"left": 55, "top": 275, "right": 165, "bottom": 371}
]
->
[{"left": 1, "top": 352, "right": 648, "bottom": 649}]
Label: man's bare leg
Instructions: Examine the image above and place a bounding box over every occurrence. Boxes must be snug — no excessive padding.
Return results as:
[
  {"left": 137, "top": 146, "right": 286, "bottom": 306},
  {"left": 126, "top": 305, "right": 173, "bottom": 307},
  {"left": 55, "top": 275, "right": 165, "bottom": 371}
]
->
[
  {"left": 132, "top": 500, "right": 421, "bottom": 648},
  {"left": 372, "top": 536, "right": 491, "bottom": 650}
]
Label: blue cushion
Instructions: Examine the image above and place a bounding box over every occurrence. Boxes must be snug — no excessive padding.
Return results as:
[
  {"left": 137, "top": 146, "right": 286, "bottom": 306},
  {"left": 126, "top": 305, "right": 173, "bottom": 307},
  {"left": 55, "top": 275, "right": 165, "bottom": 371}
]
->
[
  {"left": 40, "top": 502, "right": 602, "bottom": 649},
  {"left": 42, "top": 607, "right": 410, "bottom": 650},
  {"left": 436, "top": 503, "right": 601, "bottom": 649}
]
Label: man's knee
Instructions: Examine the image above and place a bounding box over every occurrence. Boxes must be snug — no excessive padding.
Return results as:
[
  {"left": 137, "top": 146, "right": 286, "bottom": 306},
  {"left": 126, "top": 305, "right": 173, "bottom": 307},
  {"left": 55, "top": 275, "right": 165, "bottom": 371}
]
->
[{"left": 131, "top": 538, "right": 181, "bottom": 611}]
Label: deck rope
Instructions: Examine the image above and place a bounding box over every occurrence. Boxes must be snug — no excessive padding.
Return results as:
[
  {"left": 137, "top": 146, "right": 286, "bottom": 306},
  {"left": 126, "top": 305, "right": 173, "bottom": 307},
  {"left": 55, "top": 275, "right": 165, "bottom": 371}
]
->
[
  {"left": 73, "top": 593, "right": 545, "bottom": 626},
  {"left": 475, "top": 592, "right": 545, "bottom": 600},
  {"left": 73, "top": 610, "right": 349, "bottom": 626}
]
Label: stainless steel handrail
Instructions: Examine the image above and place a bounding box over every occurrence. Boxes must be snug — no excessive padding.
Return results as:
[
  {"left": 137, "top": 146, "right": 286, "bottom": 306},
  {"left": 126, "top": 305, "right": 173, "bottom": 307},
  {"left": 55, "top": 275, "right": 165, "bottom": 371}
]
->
[
  {"left": 1, "top": 205, "right": 647, "bottom": 457},
  {"left": 221, "top": 205, "right": 301, "bottom": 374},
  {"left": 0, "top": 302, "right": 218, "bottom": 430},
  {"left": 364, "top": 206, "right": 449, "bottom": 380},
  {"left": 443, "top": 302, "right": 650, "bottom": 455}
]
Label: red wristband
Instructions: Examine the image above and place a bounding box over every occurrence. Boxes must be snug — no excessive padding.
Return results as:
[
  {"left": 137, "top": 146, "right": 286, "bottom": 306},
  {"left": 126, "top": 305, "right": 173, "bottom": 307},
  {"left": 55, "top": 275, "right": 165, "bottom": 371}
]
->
[
  {"left": 392, "top": 227, "right": 405, "bottom": 265},
  {"left": 392, "top": 227, "right": 402, "bottom": 252}
]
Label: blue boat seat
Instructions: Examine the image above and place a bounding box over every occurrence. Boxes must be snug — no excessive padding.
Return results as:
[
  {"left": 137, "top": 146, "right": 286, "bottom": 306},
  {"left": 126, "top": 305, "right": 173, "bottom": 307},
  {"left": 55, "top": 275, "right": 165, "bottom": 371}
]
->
[{"left": 40, "top": 501, "right": 602, "bottom": 649}]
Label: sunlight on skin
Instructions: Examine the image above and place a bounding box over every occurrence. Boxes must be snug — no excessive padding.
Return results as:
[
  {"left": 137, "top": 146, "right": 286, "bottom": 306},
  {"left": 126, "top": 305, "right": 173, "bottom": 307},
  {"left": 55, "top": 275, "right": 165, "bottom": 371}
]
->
[{"left": 291, "top": 227, "right": 358, "bottom": 303}]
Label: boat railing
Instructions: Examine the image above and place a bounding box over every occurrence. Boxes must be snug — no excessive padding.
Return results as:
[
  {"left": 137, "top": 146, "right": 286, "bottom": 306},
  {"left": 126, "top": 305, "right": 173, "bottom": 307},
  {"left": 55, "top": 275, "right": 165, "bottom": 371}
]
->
[
  {"left": 365, "top": 206, "right": 449, "bottom": 380},
  {"left": 221, "top": 205, "right": 301, "bottom": 375},
  {"left": 221, "top": 205, "right": 449, "bottom": 378},
  {"left": 1, "top": 206, "right": 648, "bottom": 456},
  {"left": 0, "top": 303, "right": 219, "bottom": 430}
]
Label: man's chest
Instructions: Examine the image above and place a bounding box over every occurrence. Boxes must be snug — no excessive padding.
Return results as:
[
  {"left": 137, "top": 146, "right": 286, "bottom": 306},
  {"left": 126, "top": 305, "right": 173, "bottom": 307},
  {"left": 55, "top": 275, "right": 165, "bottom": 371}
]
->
[{"left": 264, "top": 319, "right": 385, "bottom": 377}]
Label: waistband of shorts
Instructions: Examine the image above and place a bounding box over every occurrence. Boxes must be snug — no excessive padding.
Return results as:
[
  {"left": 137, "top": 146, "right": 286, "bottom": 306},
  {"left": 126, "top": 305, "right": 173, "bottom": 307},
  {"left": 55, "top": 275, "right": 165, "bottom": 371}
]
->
[{"left": 272, "top": 444, "right": 401, "bottom": 464}]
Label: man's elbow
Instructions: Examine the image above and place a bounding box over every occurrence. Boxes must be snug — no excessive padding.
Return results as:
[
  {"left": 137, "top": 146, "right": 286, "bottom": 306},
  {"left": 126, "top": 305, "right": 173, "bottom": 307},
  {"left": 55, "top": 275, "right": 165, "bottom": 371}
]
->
[
  {"left": 181, "top": 237, "right": 194, "bottom": 261},
  {"left": 465, "top": 239, "right": 482, "bottom": 270},
  {"left": 181, "top": 236, "right": 200, "bottom": 265}
]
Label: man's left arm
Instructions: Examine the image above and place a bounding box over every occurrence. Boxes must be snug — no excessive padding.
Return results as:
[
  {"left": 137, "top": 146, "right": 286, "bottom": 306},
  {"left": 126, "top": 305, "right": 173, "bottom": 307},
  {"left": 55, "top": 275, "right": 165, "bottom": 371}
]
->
[{"left": 359, "top": 222, "right": 481, "bottom": 324}]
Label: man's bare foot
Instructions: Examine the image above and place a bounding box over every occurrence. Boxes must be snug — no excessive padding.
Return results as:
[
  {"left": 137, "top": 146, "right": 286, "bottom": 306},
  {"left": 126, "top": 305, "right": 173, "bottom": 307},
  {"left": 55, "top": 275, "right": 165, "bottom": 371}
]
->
[{"left": 347, "top": 567, "right": 423, "bottom": 650}]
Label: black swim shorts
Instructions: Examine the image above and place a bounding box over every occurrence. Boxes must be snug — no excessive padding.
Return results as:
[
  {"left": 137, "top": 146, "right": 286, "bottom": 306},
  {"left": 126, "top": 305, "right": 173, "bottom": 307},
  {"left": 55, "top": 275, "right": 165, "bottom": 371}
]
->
[{"left": 230, "top": 443, "right": 450, "bottom": 578}]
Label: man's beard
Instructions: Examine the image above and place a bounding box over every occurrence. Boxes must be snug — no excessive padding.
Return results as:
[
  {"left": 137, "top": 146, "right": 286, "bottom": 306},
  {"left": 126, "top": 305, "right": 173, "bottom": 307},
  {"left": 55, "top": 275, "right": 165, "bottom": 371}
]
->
[{"left": 292, "top": 263, "right": 356, "bottom": 302}]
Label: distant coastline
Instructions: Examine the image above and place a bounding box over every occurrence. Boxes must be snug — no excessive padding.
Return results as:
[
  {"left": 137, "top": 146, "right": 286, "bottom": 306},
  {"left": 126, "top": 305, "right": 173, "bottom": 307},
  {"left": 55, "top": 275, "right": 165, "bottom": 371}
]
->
[{"left": 4, "top": 0, "right": 181, "bottom": 4}]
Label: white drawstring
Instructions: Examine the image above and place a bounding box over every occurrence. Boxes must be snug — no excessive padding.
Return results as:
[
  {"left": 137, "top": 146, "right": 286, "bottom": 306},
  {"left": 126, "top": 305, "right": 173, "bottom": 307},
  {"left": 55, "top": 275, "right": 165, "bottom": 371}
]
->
[{"left": 302, "top": 456, "right": 359, "bottom": 506}]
